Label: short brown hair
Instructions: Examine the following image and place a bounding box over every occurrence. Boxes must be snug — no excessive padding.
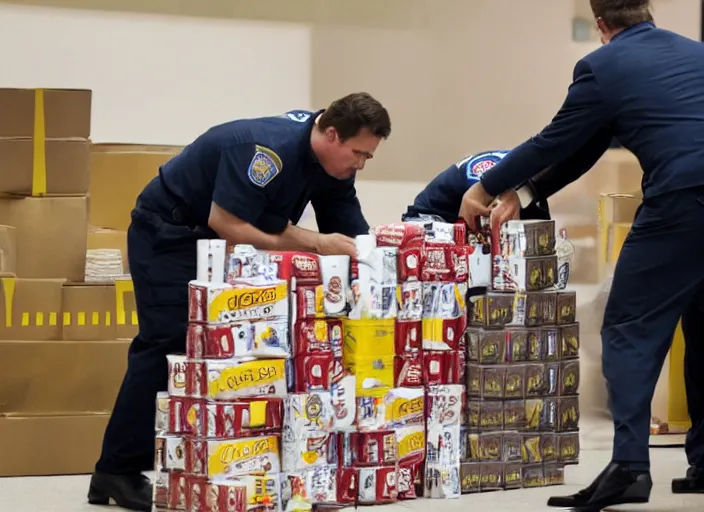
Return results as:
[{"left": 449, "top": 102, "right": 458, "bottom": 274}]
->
[
  {"left": 318, "top": 92, "right": 391, "bottom": 141},
  {"left": 590, "top": 0, "right": 653, "bottom": 29}
]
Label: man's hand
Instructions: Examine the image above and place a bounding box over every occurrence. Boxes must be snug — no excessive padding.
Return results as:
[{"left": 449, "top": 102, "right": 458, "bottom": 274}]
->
[
  {"left": 459, "top": 183, "right": 493, "bottom": 230},
  {"left": 490, "top": 189, "right": 522, "bottom": 228},
  {"left": 315, "top": 233, "right": 357, "bottom": 258}
]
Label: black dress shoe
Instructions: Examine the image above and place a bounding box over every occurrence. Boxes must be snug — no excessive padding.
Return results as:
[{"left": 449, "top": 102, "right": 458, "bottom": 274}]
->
[
  {"left": 672, "top": 466, "right": 704, "bottom": 494},
  {"left": 87, "top": 471, "right": 152, "bottom": 512},
  {"left": 547, "top": 464, "right": 609, "bottom": 507},
  {"left": 547, "top": 462, "right": 651, "bottom": 509}
]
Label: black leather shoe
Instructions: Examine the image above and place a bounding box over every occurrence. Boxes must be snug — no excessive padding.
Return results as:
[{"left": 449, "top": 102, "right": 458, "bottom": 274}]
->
[
  {"left": 547, "top": 462, "right": 651, "bottom": 509},
  {"left": 672, "top": 466, "right": 704, "bottom": 494},
  {"left": 87, "top": 471, "right": 152, "bottom": 511},
  {"left": 547, "top": 464, "right": 609, "bottom": 507}
]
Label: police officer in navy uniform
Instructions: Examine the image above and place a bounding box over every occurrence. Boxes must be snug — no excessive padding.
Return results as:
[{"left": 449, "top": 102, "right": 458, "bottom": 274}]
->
[
  {"left": 404, "top": 129, "right": 612, "bottom": 224},
  {"left": 88, "top": 92, "right": 391, "bottom": 511},
  {"left": 459, "top": 0, "right": 704, "bottom": 509}
]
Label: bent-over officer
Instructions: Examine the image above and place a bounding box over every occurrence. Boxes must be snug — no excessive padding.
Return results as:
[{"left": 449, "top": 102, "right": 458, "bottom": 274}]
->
[
  {"left": 460, "top": 1, "right": 704, "bottom": 509},
  {"left": 87, "top": 92, "right": 391, "bottom": 511},
  {"left": 403, "top": 131, "right": 612, "bottom": 224}
]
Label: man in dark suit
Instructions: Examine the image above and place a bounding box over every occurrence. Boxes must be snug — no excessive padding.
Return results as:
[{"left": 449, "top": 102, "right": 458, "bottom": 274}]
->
[{"left": 459, "top": 0, "right": 704, "bottom": 509}]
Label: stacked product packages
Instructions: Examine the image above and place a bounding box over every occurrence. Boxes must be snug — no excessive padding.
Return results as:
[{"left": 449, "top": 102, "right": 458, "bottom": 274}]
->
[
  {"left": 460, "top": 219, "right": 581, "bottom": 493},
  {"left": 154, "top": 240, "right": 288, "bottom": 512},
  {"left": 150, "top": 218, "right": 578, "bottom": 511}
]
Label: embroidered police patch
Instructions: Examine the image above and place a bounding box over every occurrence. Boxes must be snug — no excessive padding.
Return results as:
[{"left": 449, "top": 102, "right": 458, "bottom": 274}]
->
[
  {"left": 458, "top": 150, "right": 509, "bottom": 182},
  {"left": 248, "top": 145, "right": 283, "bottom": 187}
]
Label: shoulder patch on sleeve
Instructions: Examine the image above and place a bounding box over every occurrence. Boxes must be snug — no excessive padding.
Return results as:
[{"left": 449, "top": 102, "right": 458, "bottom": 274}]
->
[
  {"left": 457, "top": 150, "right": 509, "bottom": 182},
  {"left": 247, "top": 145, "right": 283, "bottom": 187}
]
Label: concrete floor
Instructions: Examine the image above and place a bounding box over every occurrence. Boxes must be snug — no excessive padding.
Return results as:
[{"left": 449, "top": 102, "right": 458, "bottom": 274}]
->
[
  {"left": 0, "top": 419, "right": 701, "bottom": 512},
  {"left": 2, "top": 286, "right": 701, "bottom": 511}
]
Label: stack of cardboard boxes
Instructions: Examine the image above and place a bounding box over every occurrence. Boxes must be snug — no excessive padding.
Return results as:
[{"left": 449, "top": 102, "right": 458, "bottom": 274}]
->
[{"left": 0, "top": 88, "right": 134, "bottom": 476}]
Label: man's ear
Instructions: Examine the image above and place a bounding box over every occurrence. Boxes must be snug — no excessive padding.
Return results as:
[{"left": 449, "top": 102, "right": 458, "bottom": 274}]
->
[{"left": 325, "top": 127, "right": 338, "bottom": 143}]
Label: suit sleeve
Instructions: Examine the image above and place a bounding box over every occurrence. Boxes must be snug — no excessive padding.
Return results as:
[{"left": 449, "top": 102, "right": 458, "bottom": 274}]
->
[
  {"left": 529, "top": 128, "right": 613, "bottom": 200},
  {"left": 481, "top": 59, "right": 611, "bottom": 197},
  {"left": 311, "top": 177, "right": 370, "bottom": 237},
  {"left": 212, "top": 143, "right": 288, "bottom": 233}
]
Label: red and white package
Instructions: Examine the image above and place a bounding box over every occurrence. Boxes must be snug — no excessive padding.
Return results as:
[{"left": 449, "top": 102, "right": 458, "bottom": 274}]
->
[
  {"left": 155, "top": 434, "right": 186, "bottom": 472},
  {"left": 397, "top": 281, "right": 423, "bottom": 321},
  {"left": 152, "top": 471, "right": 170, "bottom": 509},
  {"left": 188, "top": 477, "right": 247, "bottom": 512},
  {"left": 338, "top": 430, "right": 398, "bottom": 467},
  {"left": 421, "top": 316, "right": 466, "bottom": 351},
  {"left": 421, "top": 244, "right": 469, "bottom": 283},
  {"left": 265, "top": 251, "right": 322, "bottom": 286},
  {"left": 454, "top": 222, "right": 468, "bottom": 246},
  {"left": 374, "top": 223, "right": 424, "bottom": 249},
  {"left": 458, "top": 350, "right": 466, "bottom": 382},
  {"left": 188, "top": 281, "right": 289, "bottom": 324},
  {"left": 394, "top": 352, "right": 423, "bottom": 387},
  {"left": 185, "top": 435, "right": 280, "bottom": 478},
  {"left": 295, "top": 285, "right": 325, "bottom": 320},
  {"left": 336, "top": 467, "right": 359, "bottom": 504},
  {"left": 169, "top": 397, "right": 283, "bottom": 438},
  {"left": 423, "top": 351, "right": 462, "bottom": 386},
  {"left": 358, "top": 466, "right": 399, "bottom": 504},
  {"left": 398, "top": 246, "right": 422, "bottom": 281},
  {"left": 185, "top": 359, "right": 287, "bottom": 400},
  {"left": 168, "top": 471, "right": 188, "bottom": 510},
  {"left": 397, "top": 461, "right": 422, "bottom": 500},
  {"left": 294, "top": 354, "right": 343, "bottom": 392},
  {"left": 167, "top": 355, "right": 187, "bottom": 397},
  {"left": 394, "top": 321, "right": 422, "bottom": 354},
  {"left": 426, "top": 384, "right": 464, "bottom": 428},
  {"left": 186, "top": 323, "right": 242, "bottom": 359},
  {"left": 294, "top": 319, "right": 343, "bottom": 358},
  {"left": 448, "top": 245, "right": 470, "bottom": 283}
]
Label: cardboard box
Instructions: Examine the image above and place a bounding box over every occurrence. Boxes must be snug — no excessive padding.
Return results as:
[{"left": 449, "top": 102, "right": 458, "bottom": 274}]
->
[
  {"left": 0, "top": 224, "right": 16, "bottom": 274},
  {"left": 62, "top": 284, "right": 118, "bottom": 341},
  {"left": 0, "top": 339, "right": 128, "bottom": 414},
  {"left": 0, "top": 88, "right": 91, "bottom": 138},
  {"left": 0, "top": 413, "right": 109, "bottom": 476},
  {"left": 90, "top": 144, "right": 183, "bottom": 230},
  {"left": 0, "top": 196, "right": 88, "bottom": 281},
  {"left": 0, "top": 138, "right": 90, "bottom": 196},
  {"left": 0, "top": 276, "right": 65, "bottom": 341},
  {"left": 87, "top": 227, "right": 129, "bottom": 272},
  {"left": 115, "top": 278, "right": 138, "bottom": 340},
  {"left": 597, "top": 194, "right": 642, "bottom": 279}
]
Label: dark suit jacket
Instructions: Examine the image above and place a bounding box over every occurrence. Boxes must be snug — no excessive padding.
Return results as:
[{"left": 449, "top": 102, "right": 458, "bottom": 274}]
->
[{"left": 480, "top": 22, "right": 704, "bottom": 200}]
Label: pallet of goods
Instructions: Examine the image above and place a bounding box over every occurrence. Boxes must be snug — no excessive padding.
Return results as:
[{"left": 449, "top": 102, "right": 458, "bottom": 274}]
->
[{"left": 152, "top": 218, "right": 580, "bottom": 511}]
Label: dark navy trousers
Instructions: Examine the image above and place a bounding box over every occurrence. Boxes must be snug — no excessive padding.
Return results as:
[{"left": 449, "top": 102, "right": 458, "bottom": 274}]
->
[
  {"left": 95, "top": 204, "right": 197, "bottom": 475},
  {"left": 602, "top": 186, "right": 704, "bottom": 470}
]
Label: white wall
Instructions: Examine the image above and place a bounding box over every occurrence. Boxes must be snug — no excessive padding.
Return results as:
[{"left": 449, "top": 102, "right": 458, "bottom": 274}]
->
[{"left": 0, "top": 4, "right": 312, "bottom": 145}]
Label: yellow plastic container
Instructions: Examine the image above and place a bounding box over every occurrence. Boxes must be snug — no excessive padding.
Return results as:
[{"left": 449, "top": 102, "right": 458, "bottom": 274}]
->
[{"left": 342, "top": 318, "right": 395, "bottom": 363}]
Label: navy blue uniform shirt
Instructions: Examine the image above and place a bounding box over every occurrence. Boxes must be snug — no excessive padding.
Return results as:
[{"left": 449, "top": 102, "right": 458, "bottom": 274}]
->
[
  {"left": 406, "top": 151, "right": 508, "bottom": 222},
  {"left": 481, "top": 22, "right": 704, "bottom": 199},
  {"left": 406, "top": 132, "right": 614, "bottom": 223},
  {"left": 141, "top": 110, "right": 369, "bottom": 237}
]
